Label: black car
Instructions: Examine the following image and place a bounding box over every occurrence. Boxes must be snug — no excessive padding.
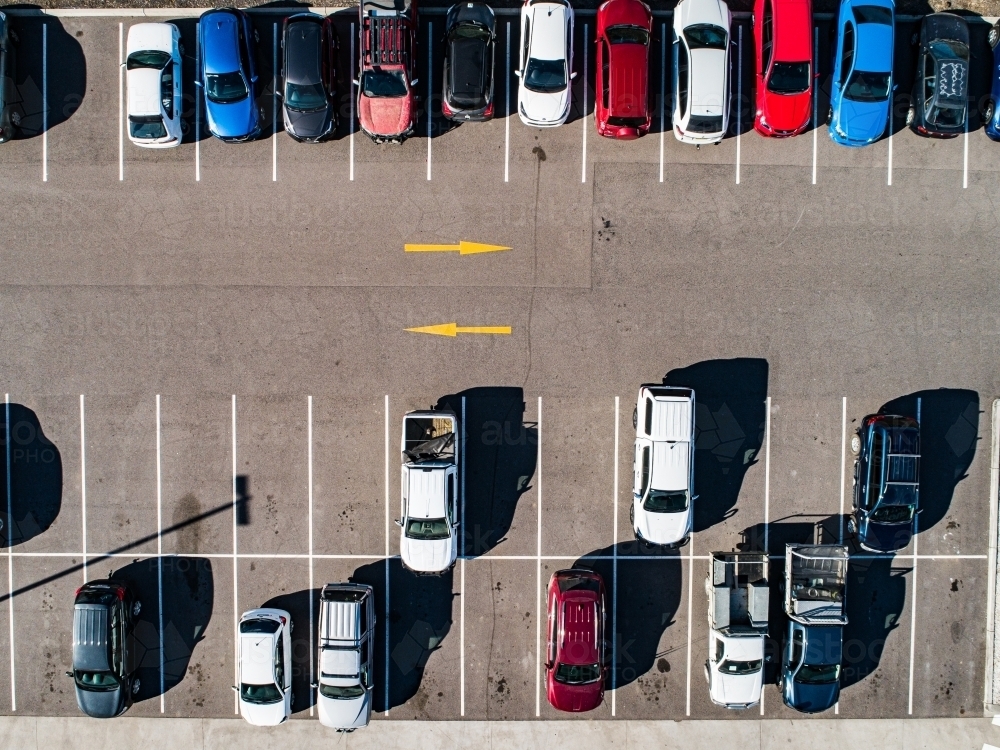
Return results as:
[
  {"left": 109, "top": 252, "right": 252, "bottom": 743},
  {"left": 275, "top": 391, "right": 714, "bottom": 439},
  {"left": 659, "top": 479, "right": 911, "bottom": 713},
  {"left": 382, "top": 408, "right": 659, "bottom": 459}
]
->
[
  {"left": 0, "top": 11, "right": 20, "bottom": 144},
  {"left": 280, "top": 13, "right": 339, "bottom": 142},
  {"left": 68, "top": 580, "right": 142, "bottom": 718},
  {"left": 442, "top": 2, "right": 496, "bottom": 122},
  {"left": 906, "top": 12, "right": 969, "bottom": 137},
  {"left": 849, "top": 414, "right": 920, "bottom": 553},
  {"left": 780, "top": 621, "right": 843, "bottom": 713}
]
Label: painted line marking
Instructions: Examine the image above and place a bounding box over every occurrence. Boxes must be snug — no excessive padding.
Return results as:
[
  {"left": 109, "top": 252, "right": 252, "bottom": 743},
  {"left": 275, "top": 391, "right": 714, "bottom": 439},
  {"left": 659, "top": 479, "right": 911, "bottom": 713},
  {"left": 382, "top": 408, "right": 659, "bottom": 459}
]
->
[
  {"left": 460, "top": 396, "right": 466, "bottom": 717},
  {"left": 535, "top": 395, "right": 542, "bottom": 718},
  {"left": 840, "top": 397, "right": 847, "bottom": 544},
  {"left": 611, "top": 396, "right": 619, "bottom": 716},
  {"left": 350, "top": 24, "right": 355, "bottom": 182},
  {"left": 404, "top": 240, "right": 510, "bottom": 255},
  {"left": 985, "top": 400, "right": 1000, "bottom": 708},
  {"left": 736, "top": 25, "right": 742, "bottom": 185},
  {"left": 685, "top": 532, "right": 693, "bottom": 716},
  {"left": 887, "top": 95, "right": 893, "bottom": 186},
  {"left": 764, "top": 395, "right": 771, "bottom": 556},
  {"left": 195, "top": 23, "right": 200, "bottom": 182},
  {"left": 659, "top": 23, "right": 665, "bottom": 183},
  {"left": 307, "top": 395, "right": 314, "bottom": 717},
  {"left": 231, "top": 394, "right": 238, "bottom": 715},
  {"left": 80, "top": 394, "right": 87, "bottom": 582},
  {"left": 963, "top": 118, "right": 969, "bottom": 189},
  {"left": 505, "top": 22, "right": 510, "bottom": 183},
  {"left": 42, "top": 24, "right": 48, "bottom": 183},
  {"left": 119, "top": 23, "right": 124, "bottom": 182},
  {"left": 272, "top": 23, "right": 278, "bottom": 183},
  {"left": 427, "top": 22, "right": 433, "bottom": 181},
  {"left": 384, "top": 394, "right": 390, "bottom": 716},
  {"left": 406, "top": 323, "right": 511, "bottom": 337},
  {"left": 992, "top": 714, "right": 1000, "bottom": 725},
  {"left": 581, "top": 22, "right": 588, "bottom": 184},
  {"left": 156, "top": 395, "right": 164, "bottom": 713},
  {"left": 5, "top": 395, "right": 14, "bottom": 711},
  {"left": 811, "top": 26, "right": 817, "bottom": 185},
  {"left": 908, "top": 397, "right": 921, "bottom": 715}
]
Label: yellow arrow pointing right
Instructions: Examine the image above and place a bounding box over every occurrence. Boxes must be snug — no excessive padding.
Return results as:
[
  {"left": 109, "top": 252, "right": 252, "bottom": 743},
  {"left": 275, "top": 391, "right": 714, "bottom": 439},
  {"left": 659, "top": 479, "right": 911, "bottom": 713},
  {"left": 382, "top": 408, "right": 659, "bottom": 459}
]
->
[
  {"left": 404, "top": 240, "right": 512, "bottom": 255},
  {"left": 406, "top": 323, "right": 512, "bottom": 337}
]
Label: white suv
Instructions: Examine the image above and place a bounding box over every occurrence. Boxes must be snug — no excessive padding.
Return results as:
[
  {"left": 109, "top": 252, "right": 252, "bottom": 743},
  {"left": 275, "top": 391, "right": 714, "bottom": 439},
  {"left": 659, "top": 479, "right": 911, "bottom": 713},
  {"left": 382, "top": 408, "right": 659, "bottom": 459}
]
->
[
  {"left": 672, "top": 0, "right": 731, "bottom": 144},
  {"left": 632, "top": 385, "right": 696, "bottom": 547},
  {"left": 516, "top": 0, "right": 575, "bottom": 127},
  {"left": 235, "top": 608, "right": 293, "bottom": 726},
  {"left": 125, "top": 23, "right": 183, "bottom": 148}
]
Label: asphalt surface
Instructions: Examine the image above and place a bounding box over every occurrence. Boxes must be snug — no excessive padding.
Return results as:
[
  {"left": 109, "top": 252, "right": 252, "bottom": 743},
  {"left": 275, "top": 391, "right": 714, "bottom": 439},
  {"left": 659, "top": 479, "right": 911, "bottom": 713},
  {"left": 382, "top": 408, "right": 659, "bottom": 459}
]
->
[{"left": 0, "top": 8, "right": 996, "bottom": 724}]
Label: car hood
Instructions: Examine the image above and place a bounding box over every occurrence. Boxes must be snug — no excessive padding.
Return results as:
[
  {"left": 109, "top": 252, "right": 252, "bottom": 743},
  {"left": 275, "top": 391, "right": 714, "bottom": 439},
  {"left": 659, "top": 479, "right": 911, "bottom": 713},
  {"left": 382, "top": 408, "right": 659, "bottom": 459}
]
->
[
  {"left": 676, "top": 0, "right": 729, "bottom": 29},
  {"left": 520, "top": 85, "right": 570, "bottom": 123},
  {"left": 760, "top": 87, "right": 811, "bottom": 132},
  {"left": 833, "top": 95, "right": 887, "bottom": 143},
  {"left": 635, "top": 503, "right": 689, "bottom": 545},
  {"left": 359, "top": 93, "right": 412, "bottom": 137},
  {"left": 861, "top": 520, "right": 912, "bottom": 551},
  {"left": 285, "top": 105, "right": 331, "bottom": 139},
  {"left": 547, "top": 677, "right": 603, "bottom": 712},
  {"left": 712, "top": 670, "right": 762, "bottom": 706},
  {"left": 206, "top": 94, "right": 256, "bottom": 139},
  {"left": 401, "top": 536, "right": 452, "bottom": 573},
  {"left": 76, "top": 685, "right": 124, "bottom": 718},
  {"left": 240, "top": 698, "right": 287, "bottom": 726},
  {"left": 787, "top": 679, "right": 839, "bottom": 713},
  {"left": 127, "top": 22, "right": 174, "bottom": 55},
  {"left": 317, "top": 691, "right": 371, "bottom": 729}
]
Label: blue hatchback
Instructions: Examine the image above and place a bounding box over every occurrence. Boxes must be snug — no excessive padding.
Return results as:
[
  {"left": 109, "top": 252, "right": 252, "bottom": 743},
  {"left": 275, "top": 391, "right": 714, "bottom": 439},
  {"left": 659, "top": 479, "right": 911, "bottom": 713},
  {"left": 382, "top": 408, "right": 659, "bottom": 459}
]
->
[
  {"left": 984, "top": 21, "right": 1000, "bottom": 139},
  {"left": 828, "top": 0, "right": 894, "bottom": 147},
  {"left": 198, "top": 8, "right": 262, "bottom": 142}
]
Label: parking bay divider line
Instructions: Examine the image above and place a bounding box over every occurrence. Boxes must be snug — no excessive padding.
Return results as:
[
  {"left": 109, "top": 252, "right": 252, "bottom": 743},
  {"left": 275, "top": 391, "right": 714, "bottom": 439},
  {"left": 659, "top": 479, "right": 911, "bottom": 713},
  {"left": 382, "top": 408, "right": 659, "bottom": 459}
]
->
[
  {"left": 907, "top": 397, "right": 922, "bottom": 715},
  {"left": 80, "top": 394, "right": 87, "bottom": 583},
  {"left": 811, "top": 26, "right": 817, "bottom": 185},
  {"left": 611, "top": 396, "right": 618, "bottom": 717},
  {"left": 195, "top": 23, "right": 201, "bottom": 183},
  {"left": 535, "top": 395, "right": 542, "bottom": 718},
  {"left": 273, "top": 23, "right": 278, "bottom": 183},
  {"left": 350, "top": 24, "right": 355, "bottom": 182},
  {"left": 308, "top": 396, "right": 314, "bottom": 718},
  {"left": 504, "top": 22, "right": 510, "bottom": 184},
  {"left": 5, "top": 395, "right": 14, "bottom": 711},
  {"left": 42, "top": 24, "right": 48, "bottom": 183},
  {"left": 156, "top": 395, "right": 165, "bottom": 713},
  {"left": 384, "top": 394, "right": 390, "bottom": 716},
  {"left": 659, "top": 23, "right": 665, "bottom": 184},
  {"left": 460, "top": 396, "right": 466, "bottom": 718},
  {"left": 119, "top": 23, "right": 124, "bottom": 182},
  {"left": 231, "top": 394, "right": 238, "bottom": 715},
  {"left": 581, "top": 23, "right": 588, "bottom": 185},
  {"left": 736, "top": 25, "right": 742, "bottom": 185},
  {"left": 427, "top": 23, "right": 432, "bottom": 181}
]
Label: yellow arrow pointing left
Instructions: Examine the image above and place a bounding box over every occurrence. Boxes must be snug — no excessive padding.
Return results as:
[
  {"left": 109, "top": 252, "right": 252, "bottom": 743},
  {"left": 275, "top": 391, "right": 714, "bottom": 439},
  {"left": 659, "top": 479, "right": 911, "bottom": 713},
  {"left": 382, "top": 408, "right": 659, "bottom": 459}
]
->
[
  {"left": 404, "top": 240, "right": 512, "bottom": 255},
  {"left": 406, "top": 323, "right": 512, "bottom": 337}
]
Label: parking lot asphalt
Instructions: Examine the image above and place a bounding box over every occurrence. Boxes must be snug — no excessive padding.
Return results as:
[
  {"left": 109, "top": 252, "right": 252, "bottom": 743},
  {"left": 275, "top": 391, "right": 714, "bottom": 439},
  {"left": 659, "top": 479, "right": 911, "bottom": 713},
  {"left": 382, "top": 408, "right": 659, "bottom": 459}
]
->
[{"left": 0, "top": 6, "right": 998, "bottom": 725}]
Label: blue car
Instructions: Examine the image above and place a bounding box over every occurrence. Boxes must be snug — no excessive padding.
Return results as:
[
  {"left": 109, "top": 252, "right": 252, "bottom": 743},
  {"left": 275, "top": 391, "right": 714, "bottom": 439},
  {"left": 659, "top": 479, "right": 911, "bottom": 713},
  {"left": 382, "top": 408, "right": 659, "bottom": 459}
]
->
[
  {"left": 828, "top": 0, "right": 894, "bottom": 147},
  {"left": 985, "top": 21, "right": 1000, "bottom": 139},
  {"left": 198, "top": 8, "right": 262, "bottom": 142}
]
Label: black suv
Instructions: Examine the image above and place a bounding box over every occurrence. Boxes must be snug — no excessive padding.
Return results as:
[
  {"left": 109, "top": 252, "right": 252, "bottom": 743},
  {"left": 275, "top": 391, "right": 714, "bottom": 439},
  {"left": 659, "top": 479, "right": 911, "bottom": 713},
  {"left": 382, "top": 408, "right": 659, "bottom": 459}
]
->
[
  {"left": 442, "top": 2, "right": 496, "bottom": 122},
  {"left": 0, "top": 11, "right": 20, "bottom": 144},
  {"left": 68, "top": 580, "right": 142, "bottom": 718},
  {"left": 848, "top": 414, "right": 920, "bottom": 552},
  {"left": 906, "top": 13, "right": 969, "bottom": 137}
]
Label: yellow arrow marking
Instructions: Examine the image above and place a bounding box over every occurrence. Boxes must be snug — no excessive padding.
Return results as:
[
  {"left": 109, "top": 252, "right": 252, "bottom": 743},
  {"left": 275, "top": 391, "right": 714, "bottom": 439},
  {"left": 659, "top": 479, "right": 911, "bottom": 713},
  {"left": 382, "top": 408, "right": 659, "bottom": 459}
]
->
[
  {"left": 404, "top": 240, "right": 511, "bottom": 255},
  {"left": 406, "top": 323, "right": 512, "bottom": 337}
]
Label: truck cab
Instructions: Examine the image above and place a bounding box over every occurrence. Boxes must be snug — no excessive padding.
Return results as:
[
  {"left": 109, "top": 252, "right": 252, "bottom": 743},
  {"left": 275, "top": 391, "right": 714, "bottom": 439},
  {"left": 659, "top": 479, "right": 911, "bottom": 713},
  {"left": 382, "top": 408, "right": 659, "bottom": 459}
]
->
[
  {"left": 315, "top": 583, "right": 375, "bottom": 731},
  {"left": 357, "top": 0, "right": 418, "bottom": 143},
  {"left": 631, "top": 385, "right": 696, "bottom": 547},
  {"left": 397, "top": 410, "right": 459, "bottom": 574}
]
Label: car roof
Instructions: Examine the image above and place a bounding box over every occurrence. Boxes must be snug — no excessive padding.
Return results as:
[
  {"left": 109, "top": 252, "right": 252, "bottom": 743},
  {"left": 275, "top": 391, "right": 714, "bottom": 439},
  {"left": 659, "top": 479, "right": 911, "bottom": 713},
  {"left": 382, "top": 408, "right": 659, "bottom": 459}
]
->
[
  {"left": 320, "top": 597, "right": 362, "bottom": 642},
  {"left": 127, "top": 68, "right": 163, "bottom": 117},
  {"left": 285, "top": 17, "right": 323, "bottom": 87},
  {"left": 240, "top": 631, "right": 277, "bottom": 684},
  {"left": 527, "top": 3, "right": 569, "bottom": 61},
  {"left": 73, "top": 605, "right": 112, "bottom": 672},
  {"left": 559, "top": 599, "right": 600, "bottom": 664},
  {"left": 450, "top": 34, "right": 489, "bottom": 97},
  {"left": 202, "top": 9, "right": 242, "bottom": 75},
  {"left": 772, "top": 0, "right": 811, "bottom": 62},
  {"left": 651, "top": 441, "right": 690, "bottom": 491},
  {"left": 689, "top": 48, "right": 727, "bottom": 114},
  {"left": 608, "top": 41, "right": 648, "bottom": 115},
  {"left": 407, "top": 466, "right": 448, "bottom": 518},
  {"left": 645, "top": 393, "right": 692, "bottom": 442},
  {"left": 802, "top": 626, "right": 843, "bottom": 664},
  {"left": 855, "top": 21, "right": 893, "bottom": 73}
]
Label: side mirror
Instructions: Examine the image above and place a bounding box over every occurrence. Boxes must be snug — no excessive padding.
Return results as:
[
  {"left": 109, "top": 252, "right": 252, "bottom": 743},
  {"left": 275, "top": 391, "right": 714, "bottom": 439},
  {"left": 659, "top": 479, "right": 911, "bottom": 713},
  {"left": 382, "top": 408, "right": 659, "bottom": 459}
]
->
[
  {"left": 194, "top": 80, "right": 203, "bottom": 88},
  {"left": 394, "top": 519, "right": 403, "bottom": 528},
  {"left": 119, "top": 62, "right": 126, "bottom": 69},
  {"left": 544, "top": 660, "right": 553, "bottom": 670},
  {"left": 514, "top": 70, "right": 522, "bottom": 78},
  {"left": 892, "top": 83, "right": 899, "bottom": 91},
  {"left": 410, "top": 78, "right": 419, "bottom": 86},
  {"left": 310, "top": 682, "right": 318, "bottom": 689},
  {"left": 570, "top": 71, "right": 578, "bottom": 79},
  {"left": 452, "top": 523, "right": 460, "bottom": 530},
  {"left": 65, "top": 671, "right": 73, "bottom": 678},
  {"left": 231, "top": 685, "right": 239, "bottom": 693},
  {"left": 251, "top": 74, "right": 259, "bottom": 83},
  {"left": 692, "top": 494, "right": 700, "bottom": 501}
]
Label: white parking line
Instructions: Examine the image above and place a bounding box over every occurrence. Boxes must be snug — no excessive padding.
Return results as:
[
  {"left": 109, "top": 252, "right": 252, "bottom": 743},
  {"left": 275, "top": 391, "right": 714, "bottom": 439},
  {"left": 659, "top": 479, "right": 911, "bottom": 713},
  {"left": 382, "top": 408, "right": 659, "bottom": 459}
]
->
[
  {"left": 231, "top": 394, "right": 238, "bottom": 715},
  {"left": 659, "top": 23, "right": 665, "bottom": 184},
  {"left": 119, "top": 23, "right": 124, "bottom": 182},
  {"left": 350, "top": 25, "right": 355, "bottom": 182},
  {"left": 42, "top": 24, "right": 48, "bottom": 183},
  {"left": 80, "top": 394, "right": 87, "bottom": 582},
  {"left": 581, "top": 23, "right": 588, "bottom": 185},
  {"left": 839, "top": 397, "right": 846, "bottom": 544},
  {"left": 611, "top": 396, "right": 619, "bottom": 716},
  {"left": 156, "top": 395, "right": 164, "bottom": 713},
  {"left": 504, "top": 23, "right": 510, "bottom": 184},
  {"left": 736, "top": 25, "right": 742, "bottom": 185},
  {"left": 384, "top": 394, "right": 390, "bottom": 716},
  {"left": 763, "top": 395, "right": 771, "bottom": 555},
  {"left": 986, "top": 401, "right": 1000, "bottom": 709},
  {"left": 685, "top": 534, "right": 693, "bottom": 716},
  {"left": 460, "top": 396, "right": 466, "bottom": 717},
  {"left": 811, "top": 26, "right": 817, "bottom": 185},
  {"left": 908, "top": 397, "right": 922, "bottom": 715},
  {"left": 535, "top": 395, "right": 542, "bottom": 718},
  {"left": 5, "top": 395, "right": 14, "bottom": 711},
  {"left": 887, "top": 103, "right": 893, "bottom": 186},
  {"left": 195, "top": 23, "right": 201, "bottom": 183},
  {"left": 307, "top": 395, "right": 314, "bottom": 717},
  {"left": 272, "top": 23, "right": 278, "bottom": 183},
  {"left": 427, "top": 23, "right": 433, "bottom": 181},
  {"left": 963, "top": 120, "right": 969, "bottom": 189}
]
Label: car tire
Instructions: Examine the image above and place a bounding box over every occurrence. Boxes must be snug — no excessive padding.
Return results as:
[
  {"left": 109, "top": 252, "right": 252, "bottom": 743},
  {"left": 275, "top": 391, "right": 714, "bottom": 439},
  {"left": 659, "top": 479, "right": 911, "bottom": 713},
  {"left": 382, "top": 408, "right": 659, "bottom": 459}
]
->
[
  {"left": 827, "top": 106, "right": 833, "bottom": 123},
  {"left": 178, "top": 42, "right": 185, "bottom": 55},
  {"left": 10, "top": 111, "right": 20, "bottom": 127},
  {"left": 905, "top": 107, "right": 915, "bottom": 127},
  {"left": 910, "top": 31, "right": 919, "bottom": 46},
  {"left": 847, "top": 518, "right": 857, "bottom": 535},
  {"left": 132, "top": 600, "right": 142, "bottom": 618},
  {"left": 289, "top": 620, "right": 294, "bottom": 634},
  {"left": 990, "top": 26, "right": 1000, "bottom": 49},
  {"left": 254, "top": 28, "right": 260, "bottom": 43},
  {"left": 8, "top": 29, "right": 19, "bottom": 45},
  {"left": 632, "top": 406, "right": 638, "bottom": 429},
  {"left": 850, "top": 434, "right": 861, "bottom": 455},
  {"left": 984, "top": 100, "right": 995, "bottom": 124},
  {"left": 629, "top": 503, "right": 635, "bottom": 527},
  {"left": 131, "top": 677, "right": 141, "bottom": 695}
]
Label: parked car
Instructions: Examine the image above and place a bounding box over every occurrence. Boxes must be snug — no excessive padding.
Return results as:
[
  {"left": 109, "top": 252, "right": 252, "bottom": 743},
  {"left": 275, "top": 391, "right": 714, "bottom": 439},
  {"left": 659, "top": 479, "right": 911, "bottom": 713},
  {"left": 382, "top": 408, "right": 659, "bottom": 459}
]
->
[
  {"left": 828, "top": 0, "right": 894, "bottom": 147},
  {"left": 442, "top": 2, "right": 497, "bottom": 122},
  {"left": 986, "top": 20, "right": 1000, "bottom": 139},
  {"left": 280, "top": 14, "right": 339, "bottom": 143},
  {"left": 198, "top": 8, "right": 263, "bottom": 142},
  {"left": 672, "top": 0, "right": 732, "bottom": 145},
  {"left": 517, "top": 0, "right": 575, "bottom": 127},
  {"left": 357, "top": 0, "right": 418, "bottom": 143},
  {"left": 595, "top": 0, "right": 653, "bottom": 139},
  {"left": 315, "top": 583, "right": 375, "bottom": 731},
  {"left": 235, "top": 608, "right": 293, "bottom": 726},
  {"left": 631, "top": 385, "right": 696, "bottom": 548},
  {"left": 906, "top": 12, "right": 969, "bottom": 137},
  {"left": 68, "top": 579, "right": 142, "bottom": 719},
  {"left": 753, "top": 0, "right": 813, "bottom": 137},
  {"left": 125, "top": 23, "right": 183, "bottom": 148},
  {"left": 0, "top": 11, "right": 20, "bottom": 144},
  {"left": 848, "top": 414, "right": 919, "bottom": 553},
  {"left": 545, "top": 569, "right": 607, "bottom": 712}
]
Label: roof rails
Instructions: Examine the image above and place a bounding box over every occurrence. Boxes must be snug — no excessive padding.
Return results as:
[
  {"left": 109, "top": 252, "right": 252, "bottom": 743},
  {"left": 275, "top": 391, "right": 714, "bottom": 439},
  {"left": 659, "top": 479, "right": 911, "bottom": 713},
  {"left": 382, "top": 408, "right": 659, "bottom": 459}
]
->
[{"left": 364, "top": 12, "right": 411, "bottom": 66}]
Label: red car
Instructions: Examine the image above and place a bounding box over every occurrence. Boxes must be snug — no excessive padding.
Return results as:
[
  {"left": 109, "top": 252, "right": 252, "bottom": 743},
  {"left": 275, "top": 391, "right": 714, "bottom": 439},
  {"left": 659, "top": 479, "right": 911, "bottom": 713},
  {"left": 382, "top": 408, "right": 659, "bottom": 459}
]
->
[
  {"left": 357, "top": 0, "right": 418, "bottom": 143},
  {"left": 545, "top": 569, "right": 607, "bottom": 712},
  {"left": 753, "top": 0, "right": 813, "bottom": 137},
  {"left": 595, "top": 0, "right": 653, "bottom": 139}
]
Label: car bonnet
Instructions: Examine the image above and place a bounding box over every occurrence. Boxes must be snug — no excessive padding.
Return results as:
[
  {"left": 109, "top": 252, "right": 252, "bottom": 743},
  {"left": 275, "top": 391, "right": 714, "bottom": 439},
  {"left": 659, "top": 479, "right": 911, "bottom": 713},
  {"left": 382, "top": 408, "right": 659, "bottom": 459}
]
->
[{"left": 203, "top": 11, "right": 242, "bottom": 75}]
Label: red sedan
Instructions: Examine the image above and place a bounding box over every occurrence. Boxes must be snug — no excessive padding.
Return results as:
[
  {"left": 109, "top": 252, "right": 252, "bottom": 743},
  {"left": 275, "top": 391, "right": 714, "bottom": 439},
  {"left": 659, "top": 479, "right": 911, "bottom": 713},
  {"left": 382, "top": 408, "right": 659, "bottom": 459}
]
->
[
  {"left": 595, "top": 0, "right": 653, "bottom": 139},
  {"left": 545, "top": 569, "right": 607, "bottom": 712},
  {"left": 753, "top": 0, "right": 813, "bottom": 137}
]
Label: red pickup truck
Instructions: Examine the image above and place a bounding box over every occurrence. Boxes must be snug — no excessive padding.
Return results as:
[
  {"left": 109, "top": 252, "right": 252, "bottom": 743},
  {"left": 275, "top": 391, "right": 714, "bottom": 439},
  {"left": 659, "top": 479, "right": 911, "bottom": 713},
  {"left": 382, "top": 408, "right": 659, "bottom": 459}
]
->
[{"left": 357, "top": 0, "right": 418, "bottom": 143}]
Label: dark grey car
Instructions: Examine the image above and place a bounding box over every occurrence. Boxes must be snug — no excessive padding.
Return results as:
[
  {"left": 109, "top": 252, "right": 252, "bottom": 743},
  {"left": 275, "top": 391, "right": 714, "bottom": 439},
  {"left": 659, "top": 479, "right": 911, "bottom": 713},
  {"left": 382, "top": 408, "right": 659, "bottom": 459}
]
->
[
  {"left": 442, "top": 2, "right": 496, "bottom": 122},
  {"left": 68, "top": 580, "right": 142, "bottom": 718},
  {"left": 905, "top": 12, "right": 969, "bottom": 137},
  {"left": 280, "top": 13, "right": 339, "bottom": 142},
  {"left": 0, "top": 12, "right": 20, "bottom": 144}
]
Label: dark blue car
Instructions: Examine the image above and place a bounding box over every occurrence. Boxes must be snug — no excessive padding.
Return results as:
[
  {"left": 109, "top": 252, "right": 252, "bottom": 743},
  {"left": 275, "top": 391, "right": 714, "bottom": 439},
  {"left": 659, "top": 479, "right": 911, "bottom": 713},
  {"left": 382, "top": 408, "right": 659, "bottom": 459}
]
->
[
  {"left": 985, "top": 20, "right": 1000, "bottom": 139},
  {"left": 780, "top": 621, "right": 842, "bottom": 713},
  {"left": 198, "top": 8, "right": 262, "bottom": 142},
  {"left": 849, "top": 414, "right": 920, "bottom": 553}
]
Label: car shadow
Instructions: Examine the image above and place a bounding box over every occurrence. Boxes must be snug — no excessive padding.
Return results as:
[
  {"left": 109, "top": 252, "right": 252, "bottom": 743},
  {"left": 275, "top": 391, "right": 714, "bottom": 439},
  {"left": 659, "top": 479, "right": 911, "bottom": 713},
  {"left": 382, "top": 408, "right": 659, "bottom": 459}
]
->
[
  {"left": 350, "top": 559, "right": 454, "bottom": 713},
  {"left": 109, "top": 556, "right": 214, "bottom": 703},
  {"left": 5, "top": 11, "right": 86, "bottom": 140},
  {"left": 435, "top": 388, "right": 536, "bottom": 558},
  {"left": 663, "top": 358, "right": 768, "bottom": 534},
  {"left": 263, "top": 587, "right": 321, "bottom": 714},
  {"left": 840, "top": 553, "right": 906, "bottom": 688},
  {"left": 0, "top": 403, "right": 62, "bottom": 548}
]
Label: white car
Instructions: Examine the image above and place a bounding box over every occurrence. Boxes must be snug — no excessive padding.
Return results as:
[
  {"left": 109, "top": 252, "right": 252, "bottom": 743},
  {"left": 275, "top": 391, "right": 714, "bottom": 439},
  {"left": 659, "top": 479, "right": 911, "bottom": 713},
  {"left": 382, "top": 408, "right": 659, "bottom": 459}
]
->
[
  {"left": 316, "top": 583, "right": 375, "bottom": 731},
  {"left": 516, "top": 0, "right": 575, "bottom": 127},
  {"left": 631, "top": 385, "right": 696, "bottom": 547},
  {"left": 125, "top": 23, "right": 183, "bottom": 148},
  {"left": 672, "top": 0, "right": 731, "bottom": 144},
  {"left": 235, "top": 608, "right": 293, "bottom": 726}
]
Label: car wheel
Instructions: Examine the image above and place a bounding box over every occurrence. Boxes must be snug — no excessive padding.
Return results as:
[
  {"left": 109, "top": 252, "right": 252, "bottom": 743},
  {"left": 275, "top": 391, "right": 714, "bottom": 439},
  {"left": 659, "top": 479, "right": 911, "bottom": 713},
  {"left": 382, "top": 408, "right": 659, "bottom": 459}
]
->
[
  {"left": 984, "top": 100, "right": 995, "bottom": 124},
  {"left": 827, "top": 106, "right": 833, "bottom": 123},
  {"left": 905, "top": 107, "right": 915, "bottom": 127},
  {"left": 254, "top": 28, "right": 260, "bottom": 43},
  {"left": 289, "top": 620, "right": 294, "bottom": 634},
  {"left": 990, "top": 26, "right": 1000, "bottom": 48},
  {"left": 847, "top": 518, "right": 857, "bottom": 535},
  {"left": 629, "top": 503, "right": 635, "bottom": 526},
  {"left": 850, "top": 434, "right": 861, "bottom": 455},
  {"left": 10, "top": 111, "right": 20, "bottom": 127},
  {"left": 178, "top": 42, "right": 185, "bottom": 56},
  {"left": 131, "top": 677, "right": 141, "bottom": 695},
  {"left": 8, "top": 29, "right": 19, "bottom": 45},
  {"left": 632, "top": 406, "right": 638, "bottom": 429},
  {"left": 910, "top": 31, "right": 919, "bottom": 46},
  {"left": 132, "top": 600, "right": 142, "bottom": 618}
]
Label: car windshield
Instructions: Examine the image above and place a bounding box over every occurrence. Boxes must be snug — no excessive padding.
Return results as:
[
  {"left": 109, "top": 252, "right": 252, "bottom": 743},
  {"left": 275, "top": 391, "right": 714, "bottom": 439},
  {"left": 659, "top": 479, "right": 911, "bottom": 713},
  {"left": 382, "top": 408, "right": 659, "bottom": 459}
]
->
[
  {"left": 767, "top": 62, "right": 810, "bottom": 94},
  {"left": 129, "top": 115, "right": 167, "bottom": 140},
  {"left": 405, "top": 518, "right": 451, "bottom": 540},
  {"left": 75, "top": 670, "right": 119, "bottom": 691},
  {"left": 853, "top": 5, "right": 893, "bottom": 24},
  {"left": 644, "top": 490, "right": 688, "bottom": 513},
  {"left": 319, "top": 683, "right": 366, "bottom": 700},
  {"left": 871, "top": 503, "right": 915, "bottom": 524},
  {"left": 362, "top": 69, "right": 408, "bottom": 98},
  {"left": 240, "top": 618, "right": 279, "bottom": 634},
  {"left": 205, "top": 71, "right": 249, "bottom": 104},
  {"left": 554, "top": 662, "right": 601, "bottom": 685},
  {"left": 607, "top": 25, "right": 649, "bottom": 45},
  {"left": 686, "top": 114, "right": 723, "bottom": 133},
  {"left": 795, "top": 663, "right": 841, "bottom": 684},
  {"left": 524, "top": 58, "right": 567, "bottom": 93},
  {"left": 127, "top": 50, "right": 170, "bottom": 70},
  {"left": 285, "top": 82, "right": 327, "bottom": 111},
  {"left": 881, "top": 482, "right": 917, "bottom": 507},
  {"left": 241, "top": 682, "right": 282, "bottom": 705},
  {"left": 684, "top": 24, "right": 727, "bottom": 50},
  {"left": 844, "top": 71, "right": 890, "bottom": 102},
  {"left": 719, "top": 659, "right": 763, "bottom": 675}
]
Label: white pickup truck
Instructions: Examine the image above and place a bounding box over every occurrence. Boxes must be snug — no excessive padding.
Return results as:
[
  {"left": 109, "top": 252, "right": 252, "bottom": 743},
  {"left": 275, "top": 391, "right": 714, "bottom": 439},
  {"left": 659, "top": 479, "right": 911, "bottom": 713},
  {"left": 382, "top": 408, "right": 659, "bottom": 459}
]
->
[
  {"left": 396, "top": 410, "right": 460, "bottom": 574},
  {"left": 631, "top": 385, "right": 696, "bottom": 547},
  {"left": 705, "top": 552, "right": 768, "bottom": 709},
  {"left": 315, "top": 583, "right": 375, "bottom": 731}
]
